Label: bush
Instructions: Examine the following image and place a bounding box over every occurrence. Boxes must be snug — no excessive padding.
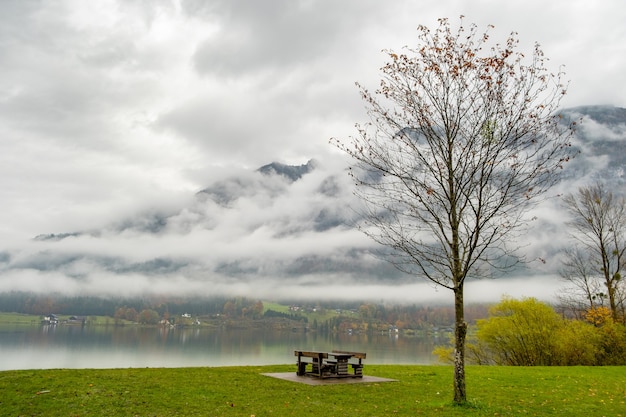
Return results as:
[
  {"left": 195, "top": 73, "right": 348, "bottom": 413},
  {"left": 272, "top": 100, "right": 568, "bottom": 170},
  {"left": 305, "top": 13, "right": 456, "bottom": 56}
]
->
[
  {"left": 435, "top": 297, "right": 626, "bottom": 366},
  {"left": 554, "top": 319, "right": 600, "bottom": 365},
  {"left": 475, "top": 297, "right": 563, "bottom": 365}
]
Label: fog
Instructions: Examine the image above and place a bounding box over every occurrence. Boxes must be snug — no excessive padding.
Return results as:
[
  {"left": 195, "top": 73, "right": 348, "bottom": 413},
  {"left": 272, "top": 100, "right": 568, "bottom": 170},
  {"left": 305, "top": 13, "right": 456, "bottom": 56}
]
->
[{"left": 0, "top": 1, "right": 625, "bottom": 304}]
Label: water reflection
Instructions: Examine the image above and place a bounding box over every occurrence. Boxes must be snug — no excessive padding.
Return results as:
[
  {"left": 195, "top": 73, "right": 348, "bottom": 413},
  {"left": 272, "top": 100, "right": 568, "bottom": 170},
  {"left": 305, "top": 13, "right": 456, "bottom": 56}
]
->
[{"left": 0, "top": 324, "right": 441, "bottom": 371}]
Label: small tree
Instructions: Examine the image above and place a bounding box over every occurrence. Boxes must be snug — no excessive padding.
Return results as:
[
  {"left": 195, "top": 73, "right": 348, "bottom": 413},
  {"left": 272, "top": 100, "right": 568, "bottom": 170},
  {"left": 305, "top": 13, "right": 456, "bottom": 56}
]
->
[
  {"left": 557, "top": 247, "right": 606, "bottom": 319},
  {"left": 562, "top": 183, "right": 626, "bottom": 321},
  {"left": 137, "top": 309, "right": 160, "bottom": 325},
  {"left": 332, "top": 17, "right": 573, "bottom": 403}
]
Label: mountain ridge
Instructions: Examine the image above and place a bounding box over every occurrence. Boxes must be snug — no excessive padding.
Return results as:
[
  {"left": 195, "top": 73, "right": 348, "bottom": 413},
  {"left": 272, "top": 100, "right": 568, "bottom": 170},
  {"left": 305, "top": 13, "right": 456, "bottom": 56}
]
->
[{"left": 12, "top": 105, "right": 626, "bottom": 300}]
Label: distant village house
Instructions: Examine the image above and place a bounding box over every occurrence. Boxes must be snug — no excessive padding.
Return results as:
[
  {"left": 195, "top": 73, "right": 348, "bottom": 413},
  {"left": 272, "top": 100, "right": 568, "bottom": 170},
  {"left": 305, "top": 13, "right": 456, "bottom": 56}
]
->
[{"left": 42, "top": 314, "right": 58, "bottom": 325}]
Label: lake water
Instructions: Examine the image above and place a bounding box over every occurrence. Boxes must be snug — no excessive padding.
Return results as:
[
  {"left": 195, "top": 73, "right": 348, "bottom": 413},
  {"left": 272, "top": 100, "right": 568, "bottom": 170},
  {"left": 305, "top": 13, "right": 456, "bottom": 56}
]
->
[{"left": 0, "top": 324, "right": 442, "bottom": 371}]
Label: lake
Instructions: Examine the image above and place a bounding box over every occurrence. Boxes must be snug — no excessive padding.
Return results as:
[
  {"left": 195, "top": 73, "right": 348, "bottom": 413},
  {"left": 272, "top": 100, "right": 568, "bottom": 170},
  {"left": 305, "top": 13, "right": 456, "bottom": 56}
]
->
[{"left": 0, "top": 324, "right": 442, "bottom": 371}]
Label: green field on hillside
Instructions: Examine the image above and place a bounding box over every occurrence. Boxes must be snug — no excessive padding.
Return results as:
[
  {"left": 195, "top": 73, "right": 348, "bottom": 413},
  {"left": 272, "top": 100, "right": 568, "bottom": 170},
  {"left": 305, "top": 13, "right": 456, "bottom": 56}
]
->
[
  {"left": 262, "top": 301, "right": 351, "bottom": 322},
  {"left": 0, "top": 312, "right": 130, "bottom": 326}
]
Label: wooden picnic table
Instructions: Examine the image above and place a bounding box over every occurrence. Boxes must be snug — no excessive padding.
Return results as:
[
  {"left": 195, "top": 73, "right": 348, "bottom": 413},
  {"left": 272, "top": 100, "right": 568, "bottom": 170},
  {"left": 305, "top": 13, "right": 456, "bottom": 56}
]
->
[{"left": 294, "top": 350, "right": 366, "bottom": 378}]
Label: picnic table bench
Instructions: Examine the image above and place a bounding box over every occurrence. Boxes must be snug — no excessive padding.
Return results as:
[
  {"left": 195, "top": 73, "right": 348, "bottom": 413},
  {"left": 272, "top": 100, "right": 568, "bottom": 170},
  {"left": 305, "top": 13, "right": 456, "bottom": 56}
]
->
[{"left": 294, "top": 350, "right": 366, "bottom": 378}]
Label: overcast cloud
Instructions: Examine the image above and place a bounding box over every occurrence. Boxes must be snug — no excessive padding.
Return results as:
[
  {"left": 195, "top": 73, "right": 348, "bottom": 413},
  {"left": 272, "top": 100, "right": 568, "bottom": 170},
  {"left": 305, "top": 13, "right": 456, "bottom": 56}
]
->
[{"left": 0, "top": 0, "right": 625, "bottom": 304}]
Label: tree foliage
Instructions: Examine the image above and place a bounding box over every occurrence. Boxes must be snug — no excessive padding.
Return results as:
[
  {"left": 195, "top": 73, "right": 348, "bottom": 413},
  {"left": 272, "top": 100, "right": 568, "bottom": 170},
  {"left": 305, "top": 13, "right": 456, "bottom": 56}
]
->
[
  {"left": 474, "top": 297, "right": 563, "bottom": 365},
  {"left": 137, "top": 309, "right": 160, "bottom": 325},
  {"left": 332, "top": 17, "right": 573, "bottom": 403},
  {"left": 436, "top": 297, "right": 626, "bottom": 366}
]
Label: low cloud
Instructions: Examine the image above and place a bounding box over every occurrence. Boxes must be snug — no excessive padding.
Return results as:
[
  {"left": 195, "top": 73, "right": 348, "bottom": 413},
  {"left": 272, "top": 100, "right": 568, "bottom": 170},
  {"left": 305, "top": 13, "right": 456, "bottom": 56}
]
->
[
  {"left": 0, "top": 1, "right": 625, "bottom": 305},
  {"left": 1, "top": 126, "right": 621, "bottom": 304}
]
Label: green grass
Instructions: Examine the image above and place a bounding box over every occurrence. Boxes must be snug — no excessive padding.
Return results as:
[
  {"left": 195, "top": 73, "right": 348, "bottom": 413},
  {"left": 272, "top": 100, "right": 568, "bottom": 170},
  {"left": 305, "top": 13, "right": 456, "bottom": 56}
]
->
[
  {"left": 1, "top": 365, "right": 624, "bottom": 416},
  {"left": 0, "top": 312, "right": 41, "bottom": 325},
  {"left": 0, "top": 313, "right": 132, "bottom": 327}
]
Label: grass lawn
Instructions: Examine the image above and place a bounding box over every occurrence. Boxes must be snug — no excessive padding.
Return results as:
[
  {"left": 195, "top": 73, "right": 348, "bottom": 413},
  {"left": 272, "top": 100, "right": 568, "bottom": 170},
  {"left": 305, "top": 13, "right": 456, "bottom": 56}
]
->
[
  {"left": 1, "top": 365, "right": 624, "bottom": 416},
  {"left": 262, "top": 301, "right": 343, "bottom": 323},
  {"left": 0, "top": 312, "right": 42, "bottom": 325},
  {"left": 0, "top": 313, "right": 135, "bottom": 327}
]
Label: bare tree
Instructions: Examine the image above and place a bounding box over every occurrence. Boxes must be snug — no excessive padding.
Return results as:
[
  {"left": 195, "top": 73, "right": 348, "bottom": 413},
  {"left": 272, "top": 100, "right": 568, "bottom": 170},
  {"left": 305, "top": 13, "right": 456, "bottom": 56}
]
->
[
  {"left": 562, "top": 183, "right": 626, "bottom": 321},
  {"left": 557, "top": 247, "right": 607, "bottom": 319},
  {"left": 332, "top": 17, "right": 573, "bottom": 403}
]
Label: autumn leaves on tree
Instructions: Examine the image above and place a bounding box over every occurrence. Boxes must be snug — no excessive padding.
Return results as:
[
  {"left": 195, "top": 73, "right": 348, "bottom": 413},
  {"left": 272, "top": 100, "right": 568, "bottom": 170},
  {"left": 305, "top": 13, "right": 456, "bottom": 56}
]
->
[{"left": 333, "top": 17, "right": 574, "bottom": 403}]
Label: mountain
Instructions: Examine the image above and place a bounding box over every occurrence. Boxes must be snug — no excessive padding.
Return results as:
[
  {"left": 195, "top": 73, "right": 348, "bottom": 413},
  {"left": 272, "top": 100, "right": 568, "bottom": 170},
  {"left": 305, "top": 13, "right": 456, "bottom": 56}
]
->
[
  {"left": 561, "top": 106, "right": 626, "bottom": 185},
  {"left": 566, "top": 105, "right": 626, "bottom": 126},
  {"left": 256, "top": 159, "right": 318, "bottom": 181},
  {"left": 7, "top": 105, "right": 626, "bottom": 301},
  {"left": 195, "top": 159, "right": 318, "bottom": 208}
]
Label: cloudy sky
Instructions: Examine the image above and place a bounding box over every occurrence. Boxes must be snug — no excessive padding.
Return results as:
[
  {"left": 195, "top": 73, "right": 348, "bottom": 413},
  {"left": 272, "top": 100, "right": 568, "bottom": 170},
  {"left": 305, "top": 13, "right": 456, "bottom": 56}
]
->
[{"left": 0, "top": 0, "right": 624, "bottom": 304}]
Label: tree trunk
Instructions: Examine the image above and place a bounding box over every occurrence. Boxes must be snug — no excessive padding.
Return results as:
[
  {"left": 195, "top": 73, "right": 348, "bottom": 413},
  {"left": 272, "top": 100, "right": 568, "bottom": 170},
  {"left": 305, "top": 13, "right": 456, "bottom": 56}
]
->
[
  {"left": 607, "top": 283, "right": 618, "bottom": 321},
  {"left": 453, "top": 286, "right": 467, "bottom": 403}
]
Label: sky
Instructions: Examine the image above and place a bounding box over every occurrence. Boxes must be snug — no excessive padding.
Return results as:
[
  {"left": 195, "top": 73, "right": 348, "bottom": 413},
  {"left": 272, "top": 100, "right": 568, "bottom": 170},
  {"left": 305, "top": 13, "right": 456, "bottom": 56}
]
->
[{"left": 0, "top": 0, "right": 625, "bottom": 304}]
